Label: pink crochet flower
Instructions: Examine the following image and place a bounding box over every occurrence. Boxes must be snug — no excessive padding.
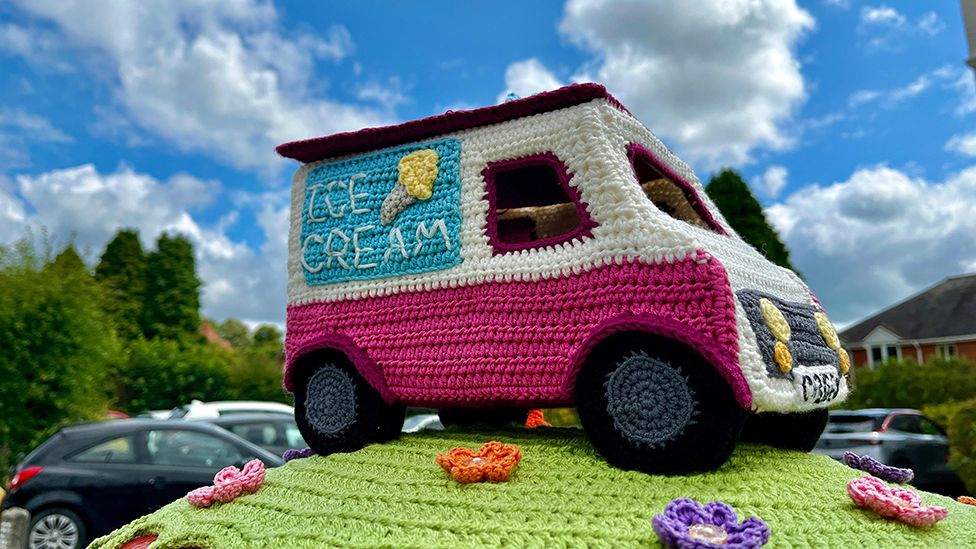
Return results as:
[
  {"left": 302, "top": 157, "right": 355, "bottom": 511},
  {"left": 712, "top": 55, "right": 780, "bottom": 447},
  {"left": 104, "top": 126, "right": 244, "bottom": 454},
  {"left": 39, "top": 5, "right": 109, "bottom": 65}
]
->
[
  {"left": 186, "top": 459, "right": 266, "bottom": 509},
  {"left": 847, "top": 476, "right": 947, "bottom": 527}
]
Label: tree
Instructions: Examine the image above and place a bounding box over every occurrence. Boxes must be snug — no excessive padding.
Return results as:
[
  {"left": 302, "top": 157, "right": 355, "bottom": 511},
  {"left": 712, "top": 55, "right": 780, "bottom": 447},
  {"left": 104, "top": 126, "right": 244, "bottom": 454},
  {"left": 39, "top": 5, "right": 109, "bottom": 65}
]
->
[
  {"left": 116, "top": 338, "right": 233, "bottom": 413},
  {"left": 705, "top": 169, "right": 797, "bottom": 272},
  {"left": 143, "top": 233, "right": 201, "bottom": 340},
  {"left": 219, "top": 318, "right": 252, "bottom": 350},
  {"left": 0, "top": 240, "right": 117, "bottom": 472},
  {"left": 95, "top": 229, "right": 148, "bottom": 340},
  {"left": 51, "top": 245, "right": 88, "bottom": 275}
]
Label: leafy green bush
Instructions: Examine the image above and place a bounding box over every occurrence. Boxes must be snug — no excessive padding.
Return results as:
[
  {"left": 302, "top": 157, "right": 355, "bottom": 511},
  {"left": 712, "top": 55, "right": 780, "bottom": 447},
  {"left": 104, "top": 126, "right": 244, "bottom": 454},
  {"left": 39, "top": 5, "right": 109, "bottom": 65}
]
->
[
  {"left": 922, "top": 400, "right": 975, "bottom": 431},
  {"left": 115, "top": 338, "right": 233, "bottom": 414},
  {"left": 0, "top": 240, "right": 118, "bottom": 472},
  {"left": 844, "top": 357, "right": 976, "bottom": 410},
  {"left": 948, "top": 399, "right": 976, "bottom": 495}
]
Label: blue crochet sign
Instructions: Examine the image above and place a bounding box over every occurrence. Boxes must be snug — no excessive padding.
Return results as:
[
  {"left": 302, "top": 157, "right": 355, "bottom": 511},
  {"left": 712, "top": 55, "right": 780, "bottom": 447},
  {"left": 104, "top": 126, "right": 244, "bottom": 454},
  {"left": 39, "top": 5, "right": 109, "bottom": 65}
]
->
[{"left": 300, "top": 138, "right": 463, "bottom": 285}]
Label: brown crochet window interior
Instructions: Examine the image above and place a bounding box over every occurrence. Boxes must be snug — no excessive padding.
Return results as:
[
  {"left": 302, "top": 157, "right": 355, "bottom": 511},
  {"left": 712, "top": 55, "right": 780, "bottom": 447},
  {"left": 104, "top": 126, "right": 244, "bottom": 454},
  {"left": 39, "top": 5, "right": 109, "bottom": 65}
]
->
[
  {"left": 483, "top": 152, "right": 595, "bottom": 253},
  {"left": 628, "top": 144, "right": 722, "bottom": 233}
]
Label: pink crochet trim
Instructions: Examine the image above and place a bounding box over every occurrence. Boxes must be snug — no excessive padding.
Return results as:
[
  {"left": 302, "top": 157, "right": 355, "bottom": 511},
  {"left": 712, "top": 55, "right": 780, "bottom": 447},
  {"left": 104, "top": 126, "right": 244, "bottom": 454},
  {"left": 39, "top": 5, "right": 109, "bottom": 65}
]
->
[
  {"left": 285, "top": 254, "right": 747, "bottom": 408},
  {"left": 187, "top": 459, "right": 266, "bottom": 509},
  {"left": 847, "top": 476, "right": 947, "bottom": 527}
]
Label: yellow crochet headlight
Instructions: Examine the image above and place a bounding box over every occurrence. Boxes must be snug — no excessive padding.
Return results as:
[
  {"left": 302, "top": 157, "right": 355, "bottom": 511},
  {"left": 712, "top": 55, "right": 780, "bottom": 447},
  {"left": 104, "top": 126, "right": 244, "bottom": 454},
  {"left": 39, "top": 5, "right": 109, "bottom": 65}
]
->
[
  {"left": 759, "top": 298, "right": 791, "bottom": 342},
  {"left": 814, "top": 312, "right": 840, "bottom": 350},
  {"left": 838, "top": 348, "right": 850, "bottom": 375}
]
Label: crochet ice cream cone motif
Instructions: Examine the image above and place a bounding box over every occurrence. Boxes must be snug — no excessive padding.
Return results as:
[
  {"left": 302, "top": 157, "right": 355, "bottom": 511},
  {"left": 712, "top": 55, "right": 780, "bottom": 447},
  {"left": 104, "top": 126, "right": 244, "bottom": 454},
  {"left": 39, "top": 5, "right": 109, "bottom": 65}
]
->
[{"left": 380, "top": 149, "right": 438, "bottom": 225}]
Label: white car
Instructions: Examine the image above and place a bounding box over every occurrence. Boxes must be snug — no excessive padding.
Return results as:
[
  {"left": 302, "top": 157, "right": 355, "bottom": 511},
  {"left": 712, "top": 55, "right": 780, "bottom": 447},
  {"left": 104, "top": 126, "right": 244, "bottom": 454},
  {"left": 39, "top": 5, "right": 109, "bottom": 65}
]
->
[{"left": 169, "top": 400, "right": 295, "bottom": 420}]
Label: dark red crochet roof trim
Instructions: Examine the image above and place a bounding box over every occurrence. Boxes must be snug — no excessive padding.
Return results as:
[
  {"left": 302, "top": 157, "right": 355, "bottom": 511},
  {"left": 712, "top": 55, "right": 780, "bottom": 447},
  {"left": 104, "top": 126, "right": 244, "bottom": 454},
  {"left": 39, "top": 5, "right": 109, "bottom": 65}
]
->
[{"left": 276, "top": 83, "right": 629, "bottom": 163}]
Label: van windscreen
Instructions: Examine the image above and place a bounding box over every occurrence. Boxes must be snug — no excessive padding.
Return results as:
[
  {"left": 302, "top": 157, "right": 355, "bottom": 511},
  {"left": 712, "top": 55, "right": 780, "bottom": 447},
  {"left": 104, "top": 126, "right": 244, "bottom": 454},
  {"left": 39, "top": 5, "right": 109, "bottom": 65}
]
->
[{"left": 627, "top": 143, "right": 725, "bottom": 234}]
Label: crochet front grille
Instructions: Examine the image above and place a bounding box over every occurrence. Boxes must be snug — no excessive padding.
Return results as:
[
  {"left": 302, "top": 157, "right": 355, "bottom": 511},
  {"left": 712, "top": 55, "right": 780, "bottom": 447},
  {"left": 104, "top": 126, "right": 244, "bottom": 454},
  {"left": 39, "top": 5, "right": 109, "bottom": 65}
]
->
[{"left": 91, "top": 429, "right": 976, "bottom": 548}]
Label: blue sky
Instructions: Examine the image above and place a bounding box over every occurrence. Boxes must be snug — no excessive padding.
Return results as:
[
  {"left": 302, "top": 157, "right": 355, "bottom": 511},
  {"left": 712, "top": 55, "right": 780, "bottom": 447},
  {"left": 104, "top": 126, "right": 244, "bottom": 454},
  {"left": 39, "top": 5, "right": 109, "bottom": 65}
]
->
[{"left": 0, "top": 0, "right": 974, "bottom": 328}]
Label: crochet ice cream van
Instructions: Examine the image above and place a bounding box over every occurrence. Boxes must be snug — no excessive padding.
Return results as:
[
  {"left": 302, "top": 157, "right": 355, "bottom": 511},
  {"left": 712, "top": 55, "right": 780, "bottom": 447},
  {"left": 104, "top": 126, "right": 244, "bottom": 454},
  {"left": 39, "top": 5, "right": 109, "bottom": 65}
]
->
[{"left": 278, "top": 83, "right": 849, "bottom": 475}]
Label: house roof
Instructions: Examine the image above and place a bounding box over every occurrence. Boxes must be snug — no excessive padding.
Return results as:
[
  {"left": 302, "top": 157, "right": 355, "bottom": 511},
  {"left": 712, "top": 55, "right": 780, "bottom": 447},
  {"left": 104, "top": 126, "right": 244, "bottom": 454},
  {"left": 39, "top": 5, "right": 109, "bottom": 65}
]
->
[
  {"left": 275, "top": 83, "right": 628, "bottom": 163},
  {"left": 840, "top": 273, "right": 976, "bottom": 342}
]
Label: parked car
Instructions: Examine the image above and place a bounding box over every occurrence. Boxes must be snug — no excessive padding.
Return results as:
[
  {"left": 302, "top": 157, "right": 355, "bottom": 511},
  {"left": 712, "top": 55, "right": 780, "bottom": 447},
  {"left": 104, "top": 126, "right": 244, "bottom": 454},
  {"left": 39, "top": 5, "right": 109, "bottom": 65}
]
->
[
  {"left": 2, "top": 419, "right": 282, "bottom": 549},
  {"left": 167, "top": 399, "right": 294, "bottom": 420},
  {"left": 201, "top": 413, "right": 307, "bottom": 457},
  {"left": 401, "top": 414, "right": 444, "bottom": 433},
  {"left": 814, "top": 409, "right": 960, "bottom": 489}
]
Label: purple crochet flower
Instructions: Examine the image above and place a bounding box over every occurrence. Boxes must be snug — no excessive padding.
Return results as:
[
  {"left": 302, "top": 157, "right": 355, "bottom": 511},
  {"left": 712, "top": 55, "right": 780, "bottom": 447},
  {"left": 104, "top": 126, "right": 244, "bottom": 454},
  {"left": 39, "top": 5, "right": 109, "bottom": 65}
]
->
[
  {"left": 282, "top": 447, "right": 315, "bottom": 462},
  {"left": 652, "top": 498, "right": 770, "bottom": 549},
  {"left": 844, "top": 452, "right": 914, "bottom": 484}
]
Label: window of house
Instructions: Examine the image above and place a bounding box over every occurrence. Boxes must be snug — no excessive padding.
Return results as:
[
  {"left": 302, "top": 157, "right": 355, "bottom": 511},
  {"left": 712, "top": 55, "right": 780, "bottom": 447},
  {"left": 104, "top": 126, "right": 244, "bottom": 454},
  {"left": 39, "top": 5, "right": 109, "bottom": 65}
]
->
[
  {"left": 627, "top": 143, "right": 725, "bottom": 234},
  {"left": 868, "top": 344, "right": 900, "bottom": 368},
  {"left": 482, "top": 153, "right": 596, "bottom": 254},
  {"left": 69, "top": 436, "right": 137, "bottom": 464},
  {"left": 936, "top": 344, "right": 957, "bottom": 359},
  {"left": 146, "top": 430, "right": 244, "bottom": 468}
]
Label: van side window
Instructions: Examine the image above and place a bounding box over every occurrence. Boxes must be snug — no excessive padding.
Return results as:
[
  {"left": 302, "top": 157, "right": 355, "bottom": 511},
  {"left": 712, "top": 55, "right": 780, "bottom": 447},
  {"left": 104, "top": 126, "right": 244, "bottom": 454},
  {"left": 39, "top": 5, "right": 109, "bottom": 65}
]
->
[
  {"left": 482, "top": 153, "right": 596, "bottom": 254},
  {"left": 627, "top": 143, "right": 725, "bottom": 234}
]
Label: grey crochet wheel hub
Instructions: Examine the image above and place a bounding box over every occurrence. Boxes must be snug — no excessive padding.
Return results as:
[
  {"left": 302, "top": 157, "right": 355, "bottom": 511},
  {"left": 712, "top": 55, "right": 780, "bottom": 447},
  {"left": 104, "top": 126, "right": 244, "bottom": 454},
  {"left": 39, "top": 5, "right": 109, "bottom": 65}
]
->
[
  {"left": 605, "top": 352, "right": 698, "bottom": 448},
  {"left": 305, "top": 365, "right": 357, "bottom": 436}
]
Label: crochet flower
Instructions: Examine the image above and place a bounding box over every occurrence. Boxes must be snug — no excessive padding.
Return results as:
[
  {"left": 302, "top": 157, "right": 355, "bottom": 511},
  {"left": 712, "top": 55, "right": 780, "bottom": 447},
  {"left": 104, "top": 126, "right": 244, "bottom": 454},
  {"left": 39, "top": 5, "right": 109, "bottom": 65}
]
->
[
  {"left": 957, "top": 495, "right": 976, "bottom": 506},
  {"left": 847, "top": 476, "right": 947, "bottom": 527},
  {"left": 652, "top": 498, "right": 770, "bottom": 549},
  {"left": 525, "top": 409, "right": 551, "bottom": 428},
  {"left": 283, "top": 447, "right": 315, "bottom": 462},
  {"left": 186, "top": 459, "right": 266, "bottom": 508},
  {"left": 844, "top": 451, "right": 914, "bottom": 483},
  {"left": 436, "top": 441, "right": 521, "bottom": 484}
]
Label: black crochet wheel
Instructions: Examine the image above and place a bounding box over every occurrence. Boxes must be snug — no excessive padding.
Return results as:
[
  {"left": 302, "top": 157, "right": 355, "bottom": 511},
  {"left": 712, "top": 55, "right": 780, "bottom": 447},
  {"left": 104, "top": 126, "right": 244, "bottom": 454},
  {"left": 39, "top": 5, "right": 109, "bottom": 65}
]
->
[
  {"left": 437, "top": 407, "right": 529, "bottom": 428},
  {"left": 293, "top": 351, "right": 405, "bottom": 455},
  {"left": 576, "top": 332, "right": 746, "bottom": 475},
  {"left": 740, "top": 409, "right": 829, "bottom": 452}
]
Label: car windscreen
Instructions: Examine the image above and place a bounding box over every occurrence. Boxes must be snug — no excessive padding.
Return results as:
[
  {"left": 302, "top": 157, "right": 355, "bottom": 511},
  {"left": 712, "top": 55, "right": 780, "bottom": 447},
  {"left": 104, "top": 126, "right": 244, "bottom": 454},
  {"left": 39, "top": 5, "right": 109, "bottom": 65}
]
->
[{"left": 825, "top": 414, "right": 884, "bottom": 433}]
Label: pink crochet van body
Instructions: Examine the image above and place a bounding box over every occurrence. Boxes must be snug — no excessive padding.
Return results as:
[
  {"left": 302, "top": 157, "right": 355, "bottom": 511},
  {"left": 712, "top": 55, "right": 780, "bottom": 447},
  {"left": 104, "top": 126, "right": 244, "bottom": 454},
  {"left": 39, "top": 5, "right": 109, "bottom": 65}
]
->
[{"left": 278, "top": 84, "right": 849, "bottom": 474}]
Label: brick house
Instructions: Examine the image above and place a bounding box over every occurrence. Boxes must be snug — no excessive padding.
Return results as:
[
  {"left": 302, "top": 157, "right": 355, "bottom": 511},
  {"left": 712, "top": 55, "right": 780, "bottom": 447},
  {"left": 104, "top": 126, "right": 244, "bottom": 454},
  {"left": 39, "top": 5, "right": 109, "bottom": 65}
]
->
[{"left": 839, "top": 273, "right": 976, "bottom": 368}]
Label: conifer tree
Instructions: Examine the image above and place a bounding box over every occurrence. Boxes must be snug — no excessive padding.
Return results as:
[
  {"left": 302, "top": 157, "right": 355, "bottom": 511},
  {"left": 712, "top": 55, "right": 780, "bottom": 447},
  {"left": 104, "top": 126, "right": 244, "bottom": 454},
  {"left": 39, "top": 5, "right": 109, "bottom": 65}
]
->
[
  {"left": 95, "top": 229, "right": 147, "bottom": 340},
  {"left": 705, "top": 169, "right": 797, "bottom": 272},
  {"left": 143, "top": 233, "right": 201, "bottom": 340}
]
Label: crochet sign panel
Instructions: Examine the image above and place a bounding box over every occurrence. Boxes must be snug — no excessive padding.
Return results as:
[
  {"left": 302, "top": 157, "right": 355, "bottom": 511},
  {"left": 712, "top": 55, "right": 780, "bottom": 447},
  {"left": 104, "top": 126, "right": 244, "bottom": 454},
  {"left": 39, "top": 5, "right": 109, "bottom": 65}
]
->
[{"left": 300, "top": 138, "right": 463, "bottom": 285}]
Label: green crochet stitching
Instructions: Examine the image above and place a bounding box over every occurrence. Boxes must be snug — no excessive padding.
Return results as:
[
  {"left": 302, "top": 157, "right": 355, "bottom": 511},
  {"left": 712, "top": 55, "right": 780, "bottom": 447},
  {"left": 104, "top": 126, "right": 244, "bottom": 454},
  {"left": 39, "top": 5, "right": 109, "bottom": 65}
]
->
[{"left": 91, "top": 428, "right": 976, "bottom": 548}]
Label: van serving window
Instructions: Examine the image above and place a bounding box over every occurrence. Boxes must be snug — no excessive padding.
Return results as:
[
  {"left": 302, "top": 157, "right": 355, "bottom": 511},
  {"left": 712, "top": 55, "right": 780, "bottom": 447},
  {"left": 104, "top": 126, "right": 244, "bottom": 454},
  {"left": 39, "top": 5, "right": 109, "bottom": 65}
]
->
[
  {"left": 626, "top": 143, "right": 726, "bottom": 234},
  {"left": 482, "top": 153, "right": 596, "bottom": 254}
]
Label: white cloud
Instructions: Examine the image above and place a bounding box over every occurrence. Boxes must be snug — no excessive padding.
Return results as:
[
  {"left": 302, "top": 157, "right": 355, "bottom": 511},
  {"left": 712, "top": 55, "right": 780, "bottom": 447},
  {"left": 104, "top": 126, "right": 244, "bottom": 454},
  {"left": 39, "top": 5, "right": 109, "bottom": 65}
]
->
[
  {"left": 858, "top": 6, "right": 944, "bottom": 49},
  {"left": 860, "top": 6, "right": 905, "bottom": 27},
  {"left": 848, "top": 67, "right": 963, "bottom": 111},
  {"left": 946, "top": 133, "right": 976, "bottom": 157},
  {"left": 498, "top": 58, "right": 564, "bottom": 102},
  {"left": 552, "top": 0, "right": 814, "bottom": 168},
  {"left": 5, "top": 164, "right": 289, "bottom": 325},
  {"left": 756, "top": 165, "right": 788, "bottom": 198},
  {"left": 9, "top": 1, "right": 395, "bottom": 173},
  {"left": 917, "top": 12, "right": 945, "bottom": 36},
  {"left": 767, "top": 165, "right": 976, "bottom": 325},
  {"left": 0, "top": 107, "right": 73, "bottom": 170}
]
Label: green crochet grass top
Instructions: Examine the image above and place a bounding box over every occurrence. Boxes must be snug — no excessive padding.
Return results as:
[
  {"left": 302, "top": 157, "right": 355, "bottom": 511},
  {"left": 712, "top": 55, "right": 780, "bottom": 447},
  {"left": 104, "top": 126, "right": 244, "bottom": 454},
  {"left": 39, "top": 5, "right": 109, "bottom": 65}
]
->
[{"left": 91, "top": 428, "right": 976, "bottom": 548}]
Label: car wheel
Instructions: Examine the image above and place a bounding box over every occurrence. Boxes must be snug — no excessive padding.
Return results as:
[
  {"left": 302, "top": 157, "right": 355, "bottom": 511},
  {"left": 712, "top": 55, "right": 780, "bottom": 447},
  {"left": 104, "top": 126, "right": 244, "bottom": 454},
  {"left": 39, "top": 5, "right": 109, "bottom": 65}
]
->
[
  {"left": 294, "top": 352, "right": 403, "bottom": 455},
  {"left": 29, "top": 508, "right": 86, "bottom": 549},
  {"left": 576, "top": 333, "right": 746, "bottom": 475},
  {"left": 740, "top": 409, "right": 829, "bottom": 452},
  {"left": 437, "top": 407, "right": 529, "bottom": 428}
]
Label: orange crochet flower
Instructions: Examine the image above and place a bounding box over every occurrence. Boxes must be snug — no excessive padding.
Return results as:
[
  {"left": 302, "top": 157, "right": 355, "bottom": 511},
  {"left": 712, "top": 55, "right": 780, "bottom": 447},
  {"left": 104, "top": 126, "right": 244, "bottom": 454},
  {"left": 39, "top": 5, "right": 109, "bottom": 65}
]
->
[
  {"left": 958, "top": 495, "right": 976, "bottom": 506},
  {"left": 436, "top": 441, "right": 522, "bottom": 484},
  {"left": 525, "top": 409, "right": 551, "bottom": 428}
]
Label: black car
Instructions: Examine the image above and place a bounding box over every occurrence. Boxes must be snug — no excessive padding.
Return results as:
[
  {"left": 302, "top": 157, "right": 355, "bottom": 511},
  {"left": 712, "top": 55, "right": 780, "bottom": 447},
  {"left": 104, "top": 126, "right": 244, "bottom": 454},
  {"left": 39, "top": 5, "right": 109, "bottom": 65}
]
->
[
  {"left": 2, "top": 419, "right": 283, "bottom": 549},
  {"left": 201, "top": 413, "right": 307, "bottom": 457}
]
